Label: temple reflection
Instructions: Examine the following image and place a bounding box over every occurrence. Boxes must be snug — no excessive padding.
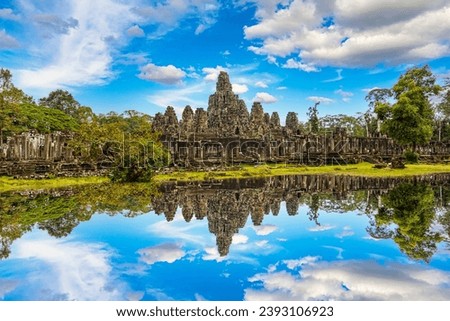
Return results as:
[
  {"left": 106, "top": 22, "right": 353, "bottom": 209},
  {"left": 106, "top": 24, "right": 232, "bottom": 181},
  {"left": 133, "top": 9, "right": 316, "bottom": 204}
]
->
[{"left": 1, "top": 174, "right": 450, "bottom": 260}]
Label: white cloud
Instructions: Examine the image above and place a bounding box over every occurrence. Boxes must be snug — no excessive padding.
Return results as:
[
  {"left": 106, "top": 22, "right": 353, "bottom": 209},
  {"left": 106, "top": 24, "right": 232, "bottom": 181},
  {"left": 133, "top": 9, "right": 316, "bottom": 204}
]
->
[
  {"left": 33, "top": 14, "right": 79, "bottom": 37},
  {"left": 0, "top": 8, "right": 20, "bottom": 20},
  {"left": 323, "top": 69, "right": 343, "bottom": 82},
  {"left": 127, "top": 25, "right": 145, "bottom": 37},
  {"left": 14, "top": 238, "right": 125, "bottom": 300},
  {"left": 254, "top": 92, "right": 277, "bottom": 104},
  {"left": 232, "top": 234, "right": 249, "bottom": 244},
  {"left": 203, "top": 246, "right": 226, "bottom": 262},
  {"left": 308, "top": 224, "right": 336, "bottom": 232},
  {"left": 202, "top": 65, "right": 227, "bottom": 81},
  {"left": 138, "top": 63, "right": 186, "bottom": 84},
  {"left": 16, "top": 0, "right": 137, "bottom": 90},
  {"left": 276, "top": 86, "right": 287, "bottom": 90},
  {"left": 307, "top": 96, "right": 334, "bottom": 104},
  {"left": 282, "top": 58, "right": 319, "bottom": 72},
  {"left": 245, "top": 259, "right": 450, "bottom": 301},
  {"left": 0, "top": 279, "right": 19, "bottom": 299},
  {"left": 283, "top": 256, "right": 320, "bottom": 269},
  {"left": 336, "top": 225, "right": 354, "bottom": 238},
  {"left": 147, "top": 82, "right": 211, "bottom": 114},
  {"left": 335, "top": 89, "right": 354, "bottom": 102},
  {"left": 255, "top": 81, "right": 268, "bottom": 88},
  {"left": 253, "top": 224, "right": 277, "bottom": 236},
  {"left": 138, "top": 243, "right": 185, "bottom": 265},
  {"left": 232, "top": 83, "right": 249, "bottom": 94},
  {"left": 244, "top": 0, "right": 450, "bottom": 68},
  {"left": 0, "top": 29, "right": 19, "bottom": 49},
  {"left": 133, "top": 0, "right": 220, "bottom": 38}
]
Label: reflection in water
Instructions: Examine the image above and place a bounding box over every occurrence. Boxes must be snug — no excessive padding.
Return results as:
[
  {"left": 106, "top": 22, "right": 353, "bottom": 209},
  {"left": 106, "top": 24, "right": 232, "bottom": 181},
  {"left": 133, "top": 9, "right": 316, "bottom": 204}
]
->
[{"left": 1, "top": 174, "right": 450, "bottom": 300}]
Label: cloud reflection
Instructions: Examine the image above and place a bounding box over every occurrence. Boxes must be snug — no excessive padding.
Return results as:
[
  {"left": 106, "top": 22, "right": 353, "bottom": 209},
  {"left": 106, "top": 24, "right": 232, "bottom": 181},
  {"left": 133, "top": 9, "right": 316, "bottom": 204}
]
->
[
  {"left": 245, "top": 258, "right": 450, "bottom": 301},
  {"left": 13, "top": 238, "right": 127, "bottom": 300}
]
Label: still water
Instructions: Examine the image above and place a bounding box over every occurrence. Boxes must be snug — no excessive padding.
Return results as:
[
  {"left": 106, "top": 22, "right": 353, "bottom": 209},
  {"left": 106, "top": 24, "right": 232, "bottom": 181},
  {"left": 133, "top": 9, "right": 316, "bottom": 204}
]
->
[{"left": 1, "top": 174, "right": 450, "bottom": 301}]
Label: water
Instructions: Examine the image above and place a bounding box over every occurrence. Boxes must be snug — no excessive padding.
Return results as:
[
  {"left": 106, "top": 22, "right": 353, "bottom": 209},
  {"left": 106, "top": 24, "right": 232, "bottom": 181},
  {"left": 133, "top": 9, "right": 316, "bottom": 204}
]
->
[{"left": 1, "top": 174, "right": 449, "bottom": 301}]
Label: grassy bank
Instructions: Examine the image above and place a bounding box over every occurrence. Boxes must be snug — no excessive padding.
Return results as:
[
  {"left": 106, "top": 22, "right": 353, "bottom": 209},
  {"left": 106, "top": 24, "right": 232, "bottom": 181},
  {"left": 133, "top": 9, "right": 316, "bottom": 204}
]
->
[
  {"left": 0, "top": 176, "right": 109, "bottom": 193},
  {"left": 2, "top": 162, "right": 450, "bottom": 192},
  {"left": 152, "top": 162, "right": 450, "bottom": 183}
]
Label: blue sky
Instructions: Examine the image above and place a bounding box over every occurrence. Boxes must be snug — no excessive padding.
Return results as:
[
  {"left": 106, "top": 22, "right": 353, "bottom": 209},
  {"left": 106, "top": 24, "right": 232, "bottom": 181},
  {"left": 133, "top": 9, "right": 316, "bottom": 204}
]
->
[{"left": 1, "top": 0, "right": 450, "bottom": 122}]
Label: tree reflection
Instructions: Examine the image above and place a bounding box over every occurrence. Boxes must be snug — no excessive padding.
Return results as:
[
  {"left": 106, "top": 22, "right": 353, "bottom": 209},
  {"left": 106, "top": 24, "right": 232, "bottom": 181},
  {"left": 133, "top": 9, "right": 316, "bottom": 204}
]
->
[
  {"left": 0, "top": 183, "right": 159, "bottom": 258},
  {"left": 369, "top": 183, "right": 444, "bottom": 262}
]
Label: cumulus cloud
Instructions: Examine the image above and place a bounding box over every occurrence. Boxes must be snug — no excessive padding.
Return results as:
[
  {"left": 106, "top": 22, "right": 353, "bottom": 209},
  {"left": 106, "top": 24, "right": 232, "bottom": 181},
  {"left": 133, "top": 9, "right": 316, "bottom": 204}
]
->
[
  {"left": 14, "top": 238, "right": 125, "bottom": 300},
  {"left": 138, "top": 63, "right": 186, "bottom": 84},
  {"left": 138, "top": 243, "right": 186, "bottom": 265},
  {"left": 127, "top": 25, "right": 145, "bottom": 37},
  {"left": 0, "top": 29, "right": 19, "bottom": 49},
  {"left": 0, "top": 8, "right": 20, "bottom": 20},
  {"left": 282, "top": 58, "right": 319, "bottom": 72},
  {"left": 245, "top": 259, "right": 450, "bottom": 301},
  {"left": 232, "top": 83, "right": 249, "bottom": 94},
  {"left": 202, "top": 66, "right": 227, "bottom": 81},
  {"left": 254, "top": 92, "right": 277, "bottom": 104},
  {"left": 307, "top": 96, "right": 334, "bottom": 104},
  {"left": 244, "top": 0, "right": 450, "bottom": 68},
  {"left": 232, "top": 234, "right": 249, "bottom": 245},
  {"left": 255, "top": 81, "right": 268, "bottom": 88},
  {"left": 253, "top": 224, "right": 277, "bottom": 236}
]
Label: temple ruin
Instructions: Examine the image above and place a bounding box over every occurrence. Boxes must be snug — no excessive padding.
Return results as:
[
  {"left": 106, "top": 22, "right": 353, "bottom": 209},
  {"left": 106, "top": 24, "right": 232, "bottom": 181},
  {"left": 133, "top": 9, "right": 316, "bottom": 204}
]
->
[
  {"left": 153, "top": 71, "right": 450, "bottom": 167},
  {"left": 1, "top": 71, "right": 450, "bottom": 176}
]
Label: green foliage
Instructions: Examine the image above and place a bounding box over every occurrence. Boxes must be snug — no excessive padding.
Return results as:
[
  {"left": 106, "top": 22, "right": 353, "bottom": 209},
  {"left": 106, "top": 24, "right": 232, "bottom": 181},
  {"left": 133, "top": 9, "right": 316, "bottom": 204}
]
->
[
  {"left": 404, "top": 150, "right": 419, "bottom": 163},
  {"left": 39, "top": 89, "right": 81, "bottom": 117},
  {"left": 373, "top": 182, "right": 443, "bottom": 262},
  {"left": 71, "top": 110, "right": 167, "bottom": 182},
  {"left": 307, "top": 102, "right": 320, "bottom": 133},
  {"left": 0, "top": 182, "right": 159, "bottom": 258},
  {"left": 374, "top": 65, "right": 441, "bottom": 149},
  {"left": 320, "top": 114, "right": 366, "bottom": 136}
]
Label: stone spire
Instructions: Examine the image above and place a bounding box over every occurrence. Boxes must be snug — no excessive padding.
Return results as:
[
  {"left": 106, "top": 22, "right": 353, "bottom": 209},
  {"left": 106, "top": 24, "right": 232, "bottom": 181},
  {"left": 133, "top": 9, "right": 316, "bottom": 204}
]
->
[
  {"left": 216, "top": 71, "right": 233, "bottom": 92},
  {"left": 207, "top": 71, "right": 250, "bottom": 137}
]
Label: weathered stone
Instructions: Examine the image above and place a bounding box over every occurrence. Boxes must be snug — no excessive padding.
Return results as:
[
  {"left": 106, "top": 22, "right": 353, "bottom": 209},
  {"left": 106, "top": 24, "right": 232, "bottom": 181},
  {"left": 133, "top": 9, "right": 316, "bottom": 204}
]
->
[
  {"left": 180, "top": 105, "right": 194, "bottom": 137},
  {"left": 194, "top": 108, "right": 208, "bottom": 133},
  {"left": 285, "top": 112, "right": 299, "bottom": 135}
]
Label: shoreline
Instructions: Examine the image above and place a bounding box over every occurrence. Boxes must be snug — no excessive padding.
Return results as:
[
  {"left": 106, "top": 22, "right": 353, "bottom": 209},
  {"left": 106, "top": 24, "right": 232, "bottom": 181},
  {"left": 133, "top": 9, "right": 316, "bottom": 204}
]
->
[{"left": 2, "top": 162, "right": 450, "bottom": 192}]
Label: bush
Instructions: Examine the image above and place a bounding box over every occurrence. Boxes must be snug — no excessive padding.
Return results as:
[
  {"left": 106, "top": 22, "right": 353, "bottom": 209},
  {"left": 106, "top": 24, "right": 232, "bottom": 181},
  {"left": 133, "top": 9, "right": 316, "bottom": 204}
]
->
[{"left": 404, "top": 150, "right": 419, "bottom": 163}]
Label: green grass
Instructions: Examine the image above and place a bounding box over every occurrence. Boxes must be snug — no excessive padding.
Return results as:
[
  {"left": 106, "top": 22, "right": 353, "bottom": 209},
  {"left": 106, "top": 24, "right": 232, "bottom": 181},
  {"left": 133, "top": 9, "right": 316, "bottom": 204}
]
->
[
  {"left": 0, "top": 176, "right": 109, "bottom": 192},
  {"left": 153, "top": 162, "right": 450, "bottom": 183},
  {"left": 2, "top": 162, "right": 450, "bottom": 192}
]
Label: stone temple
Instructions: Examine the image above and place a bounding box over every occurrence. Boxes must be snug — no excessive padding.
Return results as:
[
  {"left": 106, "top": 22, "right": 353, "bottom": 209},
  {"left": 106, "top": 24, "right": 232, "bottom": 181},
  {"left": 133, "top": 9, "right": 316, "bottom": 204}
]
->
[
  {"left": 152, "top": 71, "right": 294, "bottom": 140},
  {"left": 2, "top": 72, "right": 450, "bottom": 176},
  {"left": 151, "top": 71, "right": 450, "bottom": 167}
]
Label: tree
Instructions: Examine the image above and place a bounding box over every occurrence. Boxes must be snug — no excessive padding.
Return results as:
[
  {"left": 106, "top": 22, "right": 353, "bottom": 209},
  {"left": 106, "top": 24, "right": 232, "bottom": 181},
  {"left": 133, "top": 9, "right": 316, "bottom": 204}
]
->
[
  {"left": 307, "top": 102, "right": 320, "bottom": 133},
  {"left": 365, "top": 88, "right": 393, "bottom": 135},
  {"left": 0, "top": 69, "right": 33, "bottom": 143},
  {"left": 39, "top": 89, "right": 81, "bottom": 117},
  {"left": 374, "top": 65, "right": 441, "bottom": 151}
]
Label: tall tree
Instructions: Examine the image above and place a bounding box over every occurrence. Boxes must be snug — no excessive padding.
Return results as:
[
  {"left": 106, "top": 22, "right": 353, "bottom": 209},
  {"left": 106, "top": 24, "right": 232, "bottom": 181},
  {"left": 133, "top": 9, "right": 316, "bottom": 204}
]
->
[
  {"left": 374, "top": 65, "right": 441, "bottom": 151},
  {"left": 39, "top": 89, "right": 81, "bottom": 117},
  {"left": 307, "top": 102, "right": 320, "bottom": 133}
]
